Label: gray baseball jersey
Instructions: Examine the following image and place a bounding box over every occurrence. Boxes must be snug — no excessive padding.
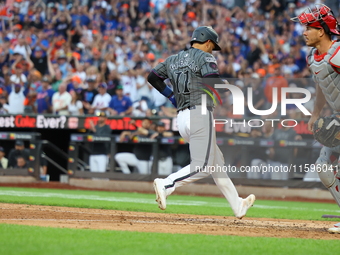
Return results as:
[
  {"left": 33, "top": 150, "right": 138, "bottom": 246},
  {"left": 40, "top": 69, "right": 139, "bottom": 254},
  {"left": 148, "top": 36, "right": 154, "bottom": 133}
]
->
[
  {"left": 152, "top": 48, "right": 219, "bottom": 111},
  {"left": 307, "top": 41, "right": 340, "bottom": 111},
  {"left": 307, "top": 41, "right": 340, "bottom": 209}
]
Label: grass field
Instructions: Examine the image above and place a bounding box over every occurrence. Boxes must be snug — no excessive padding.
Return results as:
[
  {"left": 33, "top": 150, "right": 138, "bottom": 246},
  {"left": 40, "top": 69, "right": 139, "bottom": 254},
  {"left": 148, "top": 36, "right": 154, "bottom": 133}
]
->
[
  {"left": 1, "top": 224, "right": 339, "bottom": 255},
  {"left": 0, "top": 186, "right": 339, "bottom": 255}
]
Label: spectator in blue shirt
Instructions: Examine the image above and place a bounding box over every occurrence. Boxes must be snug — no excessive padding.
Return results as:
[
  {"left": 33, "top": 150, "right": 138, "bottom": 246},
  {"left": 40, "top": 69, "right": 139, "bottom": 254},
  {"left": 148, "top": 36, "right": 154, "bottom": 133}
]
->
[
  {"left": 36, "top": 76, "right": 55, "bottom": 114},
  {"left": 138, "top": 0, "right": 150, "bottom": 14},
  {"left": 108, "top": 85, "right": 132, "bottom": 116},
  {"left": 80, "top": 78, "right": 98, "bottom": 114},
  {"left": 71, "top": 6, "right": 90, "bottom": 27},
  {"left": 66, "top": 75, "right": 83, "bottom": 94},
  {"left": 105, "top": 17, "right": 118, "bottom": 31},
  {"left": 31, "top": 31, "right": 49, "bottom": 58},
  {"left": 52, "top": 11, "right": 72, "bottom": 39}
]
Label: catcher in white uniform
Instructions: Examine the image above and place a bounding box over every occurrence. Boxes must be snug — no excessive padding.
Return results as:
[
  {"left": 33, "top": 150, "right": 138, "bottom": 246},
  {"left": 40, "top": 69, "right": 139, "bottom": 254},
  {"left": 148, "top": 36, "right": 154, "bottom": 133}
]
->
[
  {"left": 147, "top": 26, "right": 255, "bottom": 219},
  {"left": 291, "top": 4, "right": 340, "bottom": 233}
]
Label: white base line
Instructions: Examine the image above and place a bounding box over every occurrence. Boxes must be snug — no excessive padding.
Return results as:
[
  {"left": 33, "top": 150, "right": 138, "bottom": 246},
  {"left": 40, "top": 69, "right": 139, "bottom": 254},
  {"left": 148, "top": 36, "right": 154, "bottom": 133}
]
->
[{"left": 0, "top": 190, "right": 339, "bottom": 213}]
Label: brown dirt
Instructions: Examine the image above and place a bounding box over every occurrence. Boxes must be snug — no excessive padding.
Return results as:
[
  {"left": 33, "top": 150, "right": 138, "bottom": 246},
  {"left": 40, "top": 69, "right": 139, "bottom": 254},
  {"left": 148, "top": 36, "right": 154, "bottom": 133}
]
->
[{"left": 0, "top": 203, "right": 339, "bottom": 240}]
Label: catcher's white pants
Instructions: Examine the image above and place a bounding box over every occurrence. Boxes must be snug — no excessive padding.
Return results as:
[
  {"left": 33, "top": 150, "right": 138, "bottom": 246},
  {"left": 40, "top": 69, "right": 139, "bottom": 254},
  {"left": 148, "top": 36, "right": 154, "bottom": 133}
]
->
[
  {"left": 115, "top": 152, "right": 151, "bottom": 174},
  {"left": 162, "top": 106, "right": 242, "bottom": 215},
  {"left": 89, "top": 155, "right": 108, "bottom": 172},
  {"left": 315, "top": 146, "right": 340, "bottom": 206}
]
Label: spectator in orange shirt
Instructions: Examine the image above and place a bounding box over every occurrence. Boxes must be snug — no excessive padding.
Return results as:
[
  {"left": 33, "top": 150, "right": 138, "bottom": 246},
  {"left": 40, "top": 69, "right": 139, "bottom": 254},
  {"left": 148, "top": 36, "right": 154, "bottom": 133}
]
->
[
  {"left": 267, "top": 56, "right": 281, "bottom": 74},
  {"left": 264, "top": 67, "right": 288, "bottom": 109}
]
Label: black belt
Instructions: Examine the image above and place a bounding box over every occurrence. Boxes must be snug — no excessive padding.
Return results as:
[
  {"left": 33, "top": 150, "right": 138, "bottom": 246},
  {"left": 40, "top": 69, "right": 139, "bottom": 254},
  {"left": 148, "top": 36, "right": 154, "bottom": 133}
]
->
[{"left": 177, "top": 105, "right": 213, "bottom": 113}]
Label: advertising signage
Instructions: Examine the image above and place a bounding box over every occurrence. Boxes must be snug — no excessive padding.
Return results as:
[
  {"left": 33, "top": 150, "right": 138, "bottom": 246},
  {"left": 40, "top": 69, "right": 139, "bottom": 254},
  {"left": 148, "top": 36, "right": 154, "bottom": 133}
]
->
[{"left": 0, "top": 114, "right": 312, "bottom": 136}]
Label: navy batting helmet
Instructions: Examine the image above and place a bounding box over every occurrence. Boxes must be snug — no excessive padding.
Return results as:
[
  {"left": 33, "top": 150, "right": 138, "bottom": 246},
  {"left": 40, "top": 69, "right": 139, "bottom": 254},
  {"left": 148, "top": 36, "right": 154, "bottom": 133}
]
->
[{"left": 190, "top": 26, "right": 221, "bottom": 51}]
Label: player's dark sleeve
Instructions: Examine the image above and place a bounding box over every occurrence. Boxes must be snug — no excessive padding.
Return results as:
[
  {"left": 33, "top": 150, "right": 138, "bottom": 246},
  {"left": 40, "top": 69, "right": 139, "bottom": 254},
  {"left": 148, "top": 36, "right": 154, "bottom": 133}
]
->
[
  {"left": 147, "top": 71, "right": 177, "bottom": 107},
  {"left": 147, "top": 71, "right": 167, "bottom": 93},
  {"left": 148, "top": 70, "right": 177, "bottom": 108}
]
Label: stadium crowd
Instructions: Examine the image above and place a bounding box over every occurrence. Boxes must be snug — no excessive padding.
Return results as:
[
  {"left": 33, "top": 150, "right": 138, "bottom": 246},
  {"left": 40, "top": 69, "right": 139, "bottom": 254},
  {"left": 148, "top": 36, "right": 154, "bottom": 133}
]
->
[{"left": 0, "top": 0, "right": 336, "bottom": 119}]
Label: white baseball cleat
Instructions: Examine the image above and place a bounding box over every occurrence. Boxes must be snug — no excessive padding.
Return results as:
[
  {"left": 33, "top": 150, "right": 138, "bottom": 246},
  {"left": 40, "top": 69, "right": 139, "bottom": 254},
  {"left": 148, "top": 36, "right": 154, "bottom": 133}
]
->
[
  {"left": 328, "top": 222, "right": 340, "bottom": 234},
  {"left": 153, "top": 178, "right": 167, "bottom": 210},
  {"left": 236, "top": 194, "right": 256, "bottom": 219}
]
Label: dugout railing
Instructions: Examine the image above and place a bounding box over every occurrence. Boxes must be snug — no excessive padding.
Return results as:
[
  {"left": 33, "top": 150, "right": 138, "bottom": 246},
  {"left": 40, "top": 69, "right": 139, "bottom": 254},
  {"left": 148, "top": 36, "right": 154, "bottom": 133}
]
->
[
  {"left": 66, "top": 134, "right": 326, "bottom": 189},
  {"left": 67, "top": 134, "right": 170, "bottom": 181}
]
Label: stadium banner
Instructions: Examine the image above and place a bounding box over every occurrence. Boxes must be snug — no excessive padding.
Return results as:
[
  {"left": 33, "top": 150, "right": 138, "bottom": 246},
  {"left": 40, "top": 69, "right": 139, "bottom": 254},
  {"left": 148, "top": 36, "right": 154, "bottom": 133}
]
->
[
  {"left": 0, "top": 114, "right": 173, "bottom": 131},
  {"left": 0, "top": 114, "right": 312, "bottom": 135}
]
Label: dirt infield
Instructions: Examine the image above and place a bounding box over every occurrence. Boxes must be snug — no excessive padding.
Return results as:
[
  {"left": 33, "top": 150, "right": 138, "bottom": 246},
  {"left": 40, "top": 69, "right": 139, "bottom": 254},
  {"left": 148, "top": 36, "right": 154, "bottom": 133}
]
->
[{"left": 0, "top": 203, "right": 339, "bottom": 240}]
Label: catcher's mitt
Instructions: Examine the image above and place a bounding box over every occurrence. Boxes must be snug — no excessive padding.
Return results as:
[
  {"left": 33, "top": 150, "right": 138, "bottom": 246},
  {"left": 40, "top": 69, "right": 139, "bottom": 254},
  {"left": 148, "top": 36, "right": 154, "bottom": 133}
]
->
[{"left": 313, "top": 114, "right": 340, "bottom": 147}]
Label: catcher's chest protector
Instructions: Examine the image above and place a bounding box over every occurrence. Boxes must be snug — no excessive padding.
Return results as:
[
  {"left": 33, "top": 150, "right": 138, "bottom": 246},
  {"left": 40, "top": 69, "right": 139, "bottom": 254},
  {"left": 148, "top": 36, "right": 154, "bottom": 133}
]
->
[{"left": 308, "top": 41, "right": 340, "bottom": 111}]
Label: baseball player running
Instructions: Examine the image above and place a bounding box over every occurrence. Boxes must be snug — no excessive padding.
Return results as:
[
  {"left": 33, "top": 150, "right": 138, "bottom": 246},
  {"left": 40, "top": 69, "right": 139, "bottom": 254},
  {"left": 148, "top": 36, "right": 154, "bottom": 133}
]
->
[
  {"left": 147, "top": 26, "right": 255, "bottom": 219},
  {"left": 291, "top": 4, "right": 340, "bottom": 233}
]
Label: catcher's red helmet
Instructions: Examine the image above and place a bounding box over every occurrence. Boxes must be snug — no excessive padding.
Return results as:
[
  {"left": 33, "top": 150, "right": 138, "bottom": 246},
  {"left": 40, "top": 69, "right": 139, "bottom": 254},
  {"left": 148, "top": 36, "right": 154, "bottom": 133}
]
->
[{"left": 291, "top": 4, "right": 340, "bottom": 35}]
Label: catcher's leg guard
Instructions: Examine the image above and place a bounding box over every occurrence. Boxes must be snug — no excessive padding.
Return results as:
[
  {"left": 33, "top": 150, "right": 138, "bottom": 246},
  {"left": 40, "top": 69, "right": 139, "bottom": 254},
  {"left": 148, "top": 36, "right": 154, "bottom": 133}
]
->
[
  {"left": 316, "top": 147, "right": 340, "bottom": 206},
  {"left": 318, "top": 169, "right": 340, "bottom": 206}
]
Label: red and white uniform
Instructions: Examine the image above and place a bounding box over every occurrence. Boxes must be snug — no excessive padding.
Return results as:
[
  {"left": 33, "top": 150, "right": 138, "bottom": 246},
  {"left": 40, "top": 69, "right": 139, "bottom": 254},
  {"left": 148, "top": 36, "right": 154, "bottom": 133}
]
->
[{"left": 307, "top": 41, "right": 340, "bottom": 111}]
